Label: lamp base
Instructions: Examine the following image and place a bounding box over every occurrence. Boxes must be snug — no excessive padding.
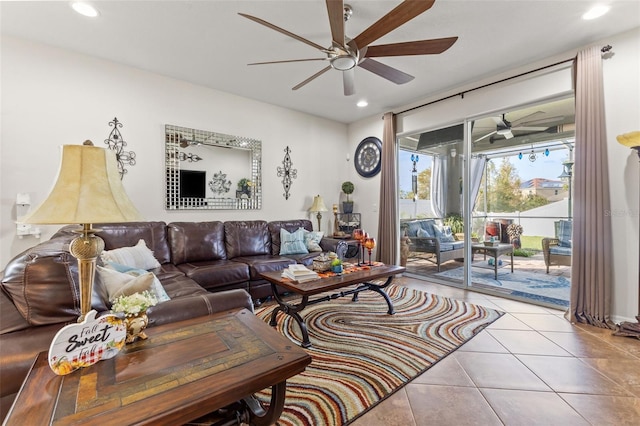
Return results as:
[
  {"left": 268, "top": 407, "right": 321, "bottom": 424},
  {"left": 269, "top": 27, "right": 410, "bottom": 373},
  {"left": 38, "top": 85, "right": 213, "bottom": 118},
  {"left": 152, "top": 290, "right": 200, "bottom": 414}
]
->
[
  {"left": 70, "top": 224, "right": 104, "bottom": 321},
  {"left": 614, "top": 316, "right": 640, "bottom": 339}
]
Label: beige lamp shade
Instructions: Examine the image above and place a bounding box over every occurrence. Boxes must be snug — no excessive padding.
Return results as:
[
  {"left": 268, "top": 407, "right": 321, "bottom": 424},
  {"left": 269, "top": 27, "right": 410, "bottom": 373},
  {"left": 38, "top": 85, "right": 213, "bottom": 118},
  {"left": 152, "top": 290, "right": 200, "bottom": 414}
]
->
[
  {"left": 22, "top": 142, "right": 143, "bottom": 225},
  {"left": 616, "top": 131, "right": 640, "bottom": 148},
  {"left": 309, "top": 195, "right": 328, "bottom": 213}
]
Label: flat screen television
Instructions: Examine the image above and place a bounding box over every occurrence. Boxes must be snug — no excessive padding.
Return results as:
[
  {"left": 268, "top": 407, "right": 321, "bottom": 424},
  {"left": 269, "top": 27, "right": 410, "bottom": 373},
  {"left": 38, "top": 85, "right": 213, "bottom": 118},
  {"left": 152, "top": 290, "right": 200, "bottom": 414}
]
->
[{"left": 179, "top": 170, "right": 206, "bottom": 198}]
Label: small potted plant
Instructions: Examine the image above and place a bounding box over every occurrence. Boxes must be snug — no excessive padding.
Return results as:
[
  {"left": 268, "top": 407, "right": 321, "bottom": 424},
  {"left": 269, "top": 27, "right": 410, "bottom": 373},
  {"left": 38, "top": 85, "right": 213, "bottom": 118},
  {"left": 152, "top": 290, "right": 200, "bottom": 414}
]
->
[
  {"left": 331, "top": 258, "right": 343, "bottom": 274},
  {"left": 341, "top": 181, "right": 355, "bottom": 213},
  {"left": 237, "top": 178, "right": 252, "bottom": 198}
]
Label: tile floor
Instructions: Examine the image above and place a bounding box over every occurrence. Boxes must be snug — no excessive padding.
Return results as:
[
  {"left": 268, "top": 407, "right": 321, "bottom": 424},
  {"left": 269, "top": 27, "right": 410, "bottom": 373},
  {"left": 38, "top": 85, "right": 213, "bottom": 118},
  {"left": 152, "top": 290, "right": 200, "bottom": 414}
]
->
[{"left": 351, "top": 276, "right": 640, "bottom": 426}]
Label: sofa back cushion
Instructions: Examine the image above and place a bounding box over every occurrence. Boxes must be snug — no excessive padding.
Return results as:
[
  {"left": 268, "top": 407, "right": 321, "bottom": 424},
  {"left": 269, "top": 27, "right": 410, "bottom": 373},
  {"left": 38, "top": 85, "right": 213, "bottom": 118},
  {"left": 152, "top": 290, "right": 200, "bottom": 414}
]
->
[
  {"left": 224, "top": 220, "right": 271, "bottom": 259},
  {"left": 557, "top": 220, "right": 573, "bottom": 248},
  {"left": 268, "top": 220, "right": 313, "bottom": 255},
  {"left": 0, "top": 236, "right": 109, "bottom": 326},
  {"left": 168, "top": 221, "right": 227, "bottom": 264},
  {"left": 95, "top": 222, "right": 171, "bottom": 264}
]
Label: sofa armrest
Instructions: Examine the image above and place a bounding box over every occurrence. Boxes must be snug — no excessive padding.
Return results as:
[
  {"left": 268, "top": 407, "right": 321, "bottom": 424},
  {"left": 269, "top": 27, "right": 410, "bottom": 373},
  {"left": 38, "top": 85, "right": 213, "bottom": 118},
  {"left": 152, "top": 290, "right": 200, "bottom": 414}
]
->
[{"left": 147, "top": 289, "right": 254, "bottom": 327}]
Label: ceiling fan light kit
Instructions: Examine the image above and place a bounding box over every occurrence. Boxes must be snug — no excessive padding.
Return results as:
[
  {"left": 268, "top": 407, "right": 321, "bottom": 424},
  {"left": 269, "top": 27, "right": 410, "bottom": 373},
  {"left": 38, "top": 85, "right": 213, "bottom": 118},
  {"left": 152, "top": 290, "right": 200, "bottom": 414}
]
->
[{"left": 239, "top": 0, "right": 457, "bottom": 95}]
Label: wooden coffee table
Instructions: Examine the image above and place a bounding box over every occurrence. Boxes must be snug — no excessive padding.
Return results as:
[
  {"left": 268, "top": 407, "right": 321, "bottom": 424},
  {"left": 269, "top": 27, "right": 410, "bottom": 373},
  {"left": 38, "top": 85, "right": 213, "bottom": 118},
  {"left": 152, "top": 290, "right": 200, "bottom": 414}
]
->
[
  {"left": 471, "top": 243, "right": 514, "bottom": 280},
  {"left": 260, "top": 264, "right": 405, "bottom": 348},
  {"left": 3, "top": 309, "right": 311, "bottom": 426}
]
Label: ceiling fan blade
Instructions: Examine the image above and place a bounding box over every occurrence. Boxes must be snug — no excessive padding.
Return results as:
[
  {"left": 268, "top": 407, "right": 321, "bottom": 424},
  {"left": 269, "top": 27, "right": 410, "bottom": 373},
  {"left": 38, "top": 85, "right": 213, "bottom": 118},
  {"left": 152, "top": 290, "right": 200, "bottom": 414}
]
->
[
  {"left": 292, "top": 66, "right": 331, "bottom": 91},
  {"left": 238, "top": 13, "right": 327, "bottom": 52},
  {"left": 475, "top": 131, "right": 497, "bottom": 142},
  {"left": 248, "top": 58, "right": 326, "bottom": 65},
  {"left": 326, "top": 0, "right": 345, "bottom": 48},
  {"left": 343, "top": 68, "right": 355, "bottom": 96},
  {"left": 353, "top": 0, "right": 435, "bottom": 49},
  {"left": 365, "top": 37, "right": 458, "bottom": 57},
  {"left": 513, "top": 126, "right": 550, "bottom": 132},
  {"left": 358, "top": 58, "right": 414, "bottom": 84}
]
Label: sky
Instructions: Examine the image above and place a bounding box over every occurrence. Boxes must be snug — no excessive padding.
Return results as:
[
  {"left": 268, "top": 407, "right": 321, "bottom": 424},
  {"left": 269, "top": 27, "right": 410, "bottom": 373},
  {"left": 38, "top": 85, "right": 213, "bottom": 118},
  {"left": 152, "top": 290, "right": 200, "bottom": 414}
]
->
[{"left": 398, "top": 148, "right": 572, "bottom": 194}]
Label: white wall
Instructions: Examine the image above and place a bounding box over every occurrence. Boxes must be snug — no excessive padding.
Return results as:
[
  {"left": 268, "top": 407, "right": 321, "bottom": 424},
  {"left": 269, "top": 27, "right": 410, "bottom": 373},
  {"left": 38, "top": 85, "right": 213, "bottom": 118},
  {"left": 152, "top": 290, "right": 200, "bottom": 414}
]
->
[
  {"left": 0, "top": 37, "right": 348, "bottom": 266},
  {"left": 349, "top": 27, "right": 640, "bottom": 323}
]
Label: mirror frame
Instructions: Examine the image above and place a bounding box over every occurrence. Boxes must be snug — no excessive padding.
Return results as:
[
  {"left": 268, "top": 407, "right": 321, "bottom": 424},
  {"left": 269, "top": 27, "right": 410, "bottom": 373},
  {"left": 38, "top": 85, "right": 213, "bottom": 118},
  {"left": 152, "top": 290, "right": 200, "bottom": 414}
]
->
[{"left": 165, "top": 124, "right": 262, "bottom": 210}]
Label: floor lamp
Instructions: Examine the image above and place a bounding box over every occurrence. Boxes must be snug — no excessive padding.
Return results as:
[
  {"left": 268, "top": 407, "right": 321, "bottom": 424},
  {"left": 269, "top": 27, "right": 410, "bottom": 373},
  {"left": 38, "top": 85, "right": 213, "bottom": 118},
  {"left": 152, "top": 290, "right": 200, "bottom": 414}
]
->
[
  {"left": 614, "top": 131, "right": 640, "bottom": 338},
  {"left": 21, "top": 141, "right": 143, "bottom": 321}
]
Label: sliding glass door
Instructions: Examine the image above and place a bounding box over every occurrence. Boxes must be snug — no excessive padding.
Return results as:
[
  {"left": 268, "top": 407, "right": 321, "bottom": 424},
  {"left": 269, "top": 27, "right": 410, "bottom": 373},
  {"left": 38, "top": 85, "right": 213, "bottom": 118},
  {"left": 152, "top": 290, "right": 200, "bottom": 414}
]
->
[{"left": 399, "top": 96, "right": 575, "bottom": 308}]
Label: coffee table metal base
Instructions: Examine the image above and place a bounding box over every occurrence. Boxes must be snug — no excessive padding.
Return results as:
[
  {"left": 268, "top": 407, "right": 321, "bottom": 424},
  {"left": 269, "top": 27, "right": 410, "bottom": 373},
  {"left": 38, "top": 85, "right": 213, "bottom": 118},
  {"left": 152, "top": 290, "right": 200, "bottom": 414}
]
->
[{"left": 269, "top": 276, "right": 396, "bottom": 348}]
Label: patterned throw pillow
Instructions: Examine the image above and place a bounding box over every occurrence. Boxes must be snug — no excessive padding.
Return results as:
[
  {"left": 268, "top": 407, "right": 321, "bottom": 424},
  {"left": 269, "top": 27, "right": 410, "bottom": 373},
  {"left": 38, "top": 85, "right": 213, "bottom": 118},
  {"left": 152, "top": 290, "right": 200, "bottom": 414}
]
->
[
  {"left": 300, "top": 228, "right": 324, "bottom": 252},
  {"left": 433, "top": 225, "right": 455, "bottom": 243},
  {"left": 279, "top": 228, "right": 309, "bottom": 255},
  {"left": 100, "top": 239, "right": 161, "bottom": 270}
]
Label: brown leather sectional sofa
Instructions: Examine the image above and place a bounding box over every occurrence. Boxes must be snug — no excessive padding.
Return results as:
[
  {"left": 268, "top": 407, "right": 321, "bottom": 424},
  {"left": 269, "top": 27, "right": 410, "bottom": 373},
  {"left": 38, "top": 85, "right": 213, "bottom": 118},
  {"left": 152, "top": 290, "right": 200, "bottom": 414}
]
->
[{"left": 0, "top": 218, "right": 325, "bottom": 420}]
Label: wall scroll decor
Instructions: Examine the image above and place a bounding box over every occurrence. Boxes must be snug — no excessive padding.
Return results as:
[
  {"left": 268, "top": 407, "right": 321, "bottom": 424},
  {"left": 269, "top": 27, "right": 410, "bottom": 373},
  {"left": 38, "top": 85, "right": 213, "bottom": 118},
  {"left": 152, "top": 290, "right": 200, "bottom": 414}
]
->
[
  {"left": 277, "top": 146, "right": 297, "bottom": 200},
  {"left": 104, "top": 117, "right": 136, "bottom": 179},
  {"left": 178, "top": 152, "right": 202, "bottom": 162}
]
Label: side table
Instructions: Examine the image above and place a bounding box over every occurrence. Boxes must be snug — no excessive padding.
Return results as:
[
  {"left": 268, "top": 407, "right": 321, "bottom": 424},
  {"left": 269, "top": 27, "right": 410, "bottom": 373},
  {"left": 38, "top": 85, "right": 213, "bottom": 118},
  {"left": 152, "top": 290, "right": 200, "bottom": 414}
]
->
[{"left": 3, "top": 309, "right": 311, "bottom": 426}]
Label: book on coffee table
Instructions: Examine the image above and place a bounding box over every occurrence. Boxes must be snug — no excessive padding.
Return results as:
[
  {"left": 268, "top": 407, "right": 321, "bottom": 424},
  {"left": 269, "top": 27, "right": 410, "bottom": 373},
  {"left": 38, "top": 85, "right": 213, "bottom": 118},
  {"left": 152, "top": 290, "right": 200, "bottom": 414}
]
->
[{"left": 282, "top": 265, "right": 319, "bottom": 283}]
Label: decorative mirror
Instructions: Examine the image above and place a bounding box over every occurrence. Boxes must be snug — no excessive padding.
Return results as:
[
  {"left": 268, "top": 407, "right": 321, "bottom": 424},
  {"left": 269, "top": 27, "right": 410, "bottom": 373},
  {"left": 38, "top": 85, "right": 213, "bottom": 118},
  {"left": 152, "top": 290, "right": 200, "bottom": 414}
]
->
[{"left": 165, "top": 124, "right": 262, "bottom": 210}]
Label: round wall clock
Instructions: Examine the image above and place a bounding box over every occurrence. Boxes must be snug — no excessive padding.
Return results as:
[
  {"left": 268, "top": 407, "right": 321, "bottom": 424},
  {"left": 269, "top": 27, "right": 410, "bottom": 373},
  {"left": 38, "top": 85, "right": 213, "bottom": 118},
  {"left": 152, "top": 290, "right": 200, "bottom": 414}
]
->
[{"left": 354, "top": 136, "right": 382, "bottom": 177}]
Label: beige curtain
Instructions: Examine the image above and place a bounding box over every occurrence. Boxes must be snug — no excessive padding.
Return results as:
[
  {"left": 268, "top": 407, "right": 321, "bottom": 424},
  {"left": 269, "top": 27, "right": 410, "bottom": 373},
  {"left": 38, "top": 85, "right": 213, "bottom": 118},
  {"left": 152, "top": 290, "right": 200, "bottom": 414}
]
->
[
  {"left": 567, "top": 46, "right": 614, "bottom": 328},
  {"left": 377, "top": 112, "right": 398, "bottom": 264}
]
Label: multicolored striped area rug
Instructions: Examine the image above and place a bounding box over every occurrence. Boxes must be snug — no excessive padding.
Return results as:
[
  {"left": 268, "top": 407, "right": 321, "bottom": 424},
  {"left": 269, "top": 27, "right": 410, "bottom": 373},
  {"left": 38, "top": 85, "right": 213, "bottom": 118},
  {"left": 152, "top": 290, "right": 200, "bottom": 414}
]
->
[{"left": 254, "top": 284, "right": 503, "bottom": 426}]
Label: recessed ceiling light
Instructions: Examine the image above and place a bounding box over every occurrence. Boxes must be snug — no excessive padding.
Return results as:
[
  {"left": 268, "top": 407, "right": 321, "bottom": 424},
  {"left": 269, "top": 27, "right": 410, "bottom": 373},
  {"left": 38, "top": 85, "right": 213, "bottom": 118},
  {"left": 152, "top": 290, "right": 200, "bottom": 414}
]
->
[
  {"left": 71, "top": 2, "right": 100, "bottom": 18},
  {"left": 582, "top": 5, "right": 610, "bottom": 20},
  {"left": 356, "top": 100, "right": 368, "bottom": 108}
]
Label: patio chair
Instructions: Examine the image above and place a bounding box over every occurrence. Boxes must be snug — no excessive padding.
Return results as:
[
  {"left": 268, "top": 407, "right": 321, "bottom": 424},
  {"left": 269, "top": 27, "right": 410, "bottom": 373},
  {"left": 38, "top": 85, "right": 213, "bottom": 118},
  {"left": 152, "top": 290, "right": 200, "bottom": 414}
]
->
[{"left": 542, "top": 220, "right": 572, "bottom": 273}]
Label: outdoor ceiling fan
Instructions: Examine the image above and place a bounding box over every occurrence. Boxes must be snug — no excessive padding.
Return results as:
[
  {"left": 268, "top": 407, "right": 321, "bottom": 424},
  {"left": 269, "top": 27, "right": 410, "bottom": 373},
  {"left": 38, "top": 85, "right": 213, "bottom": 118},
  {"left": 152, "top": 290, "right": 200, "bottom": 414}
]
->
[
  {"left": 475, "top": 112, "right": 563, "bottom": 143},
  {"left": 239, "top": 0, "right": 458, "bottom": 96}
]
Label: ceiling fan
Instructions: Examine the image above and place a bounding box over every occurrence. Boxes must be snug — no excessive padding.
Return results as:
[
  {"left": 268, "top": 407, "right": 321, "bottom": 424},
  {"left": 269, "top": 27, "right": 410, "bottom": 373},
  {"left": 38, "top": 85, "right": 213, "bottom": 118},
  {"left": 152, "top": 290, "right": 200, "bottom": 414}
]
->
[
  {"left": 239, "top": 0, "right": 458, "bottom": 96},
  {"left": 474, "top": 112, "right": 560, "bottom": 143}
]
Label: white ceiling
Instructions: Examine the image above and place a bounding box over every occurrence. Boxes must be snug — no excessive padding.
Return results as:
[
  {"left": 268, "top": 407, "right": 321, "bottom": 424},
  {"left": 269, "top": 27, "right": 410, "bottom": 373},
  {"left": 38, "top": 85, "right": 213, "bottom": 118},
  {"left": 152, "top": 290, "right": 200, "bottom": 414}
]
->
[{"left": 2, "top": 1, "right": 639, "bottom": 124}]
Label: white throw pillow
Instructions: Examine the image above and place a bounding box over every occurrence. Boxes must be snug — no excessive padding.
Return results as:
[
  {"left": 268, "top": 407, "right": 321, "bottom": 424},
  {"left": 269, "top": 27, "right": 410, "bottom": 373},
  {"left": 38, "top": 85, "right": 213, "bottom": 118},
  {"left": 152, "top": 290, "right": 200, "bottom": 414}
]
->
[
  {"left": 96, "top": 265, "right": 154, "bottom": 302},
  {"left": 104, "top": 262, "right": 171, "bottom": 303},
  {"left": 101, "top": 239, "right": 160, "bottom": 270}
]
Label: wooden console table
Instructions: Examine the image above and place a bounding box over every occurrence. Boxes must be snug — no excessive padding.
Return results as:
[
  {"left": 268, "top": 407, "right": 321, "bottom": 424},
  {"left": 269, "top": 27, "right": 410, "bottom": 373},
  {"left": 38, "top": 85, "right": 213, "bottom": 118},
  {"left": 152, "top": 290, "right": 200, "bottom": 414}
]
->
[
  {"left": 261, "top": 264, "right": 405, "bottom": 348},
  {"left": 3, "top": 309, "right": 311, "bottom": 426}
]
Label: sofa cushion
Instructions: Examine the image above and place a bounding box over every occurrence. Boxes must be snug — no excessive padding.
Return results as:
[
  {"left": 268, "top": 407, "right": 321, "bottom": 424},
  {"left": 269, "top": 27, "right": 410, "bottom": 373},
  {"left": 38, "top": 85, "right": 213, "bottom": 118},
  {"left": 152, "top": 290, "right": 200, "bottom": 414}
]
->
[
  {"left": 279, "top": 228, "right": 309, "bottom": 255},
  {"left": 549, "top": 246, "right": 572, "bottom": 256},
  {"left": 100, "top": 239, "right": 161, "bottom": 270},
  {"left": 168, "top": 221, "right": 227, "bottom": 264},
  {"left": 439, "top": 241, "right": 465, "bottom": 252},
  {"left": 225, "top": 221, "right": 271, "bottom": 258},
  {"left": 232, "top": 255, "right": 296, "bottom": 280},
  {"left": 557, "top": 220, "right": 572, "bottom": 248},
  {"left": 268, "top": 220, "right": 314, "bottom": 255},
  {"left": 176, "top": 260, "right": 250, "bottom": 291},
  {"left": 94, "top": 222, "right": 171, "bottom": 264}
]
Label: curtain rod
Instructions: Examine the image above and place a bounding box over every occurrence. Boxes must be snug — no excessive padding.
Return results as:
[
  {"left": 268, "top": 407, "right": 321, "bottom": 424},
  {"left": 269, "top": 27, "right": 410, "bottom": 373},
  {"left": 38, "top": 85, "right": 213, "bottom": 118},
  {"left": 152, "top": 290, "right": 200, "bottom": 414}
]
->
[{"left": 395, "top": 44, "right": 613, "bottom": 117}]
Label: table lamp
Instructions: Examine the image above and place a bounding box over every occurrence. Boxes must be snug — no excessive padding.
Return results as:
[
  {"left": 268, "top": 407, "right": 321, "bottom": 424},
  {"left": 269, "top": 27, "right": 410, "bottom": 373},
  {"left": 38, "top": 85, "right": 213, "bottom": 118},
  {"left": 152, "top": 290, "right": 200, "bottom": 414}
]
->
[
  {"left": 615, "top": 130, "right": 640, "bottom": 338},
  {"left": 309, "top": 195, "right": 328, "bottom": 231},
  {"left": 21, "top": 141, "right": 143, "bottom": 321}
]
